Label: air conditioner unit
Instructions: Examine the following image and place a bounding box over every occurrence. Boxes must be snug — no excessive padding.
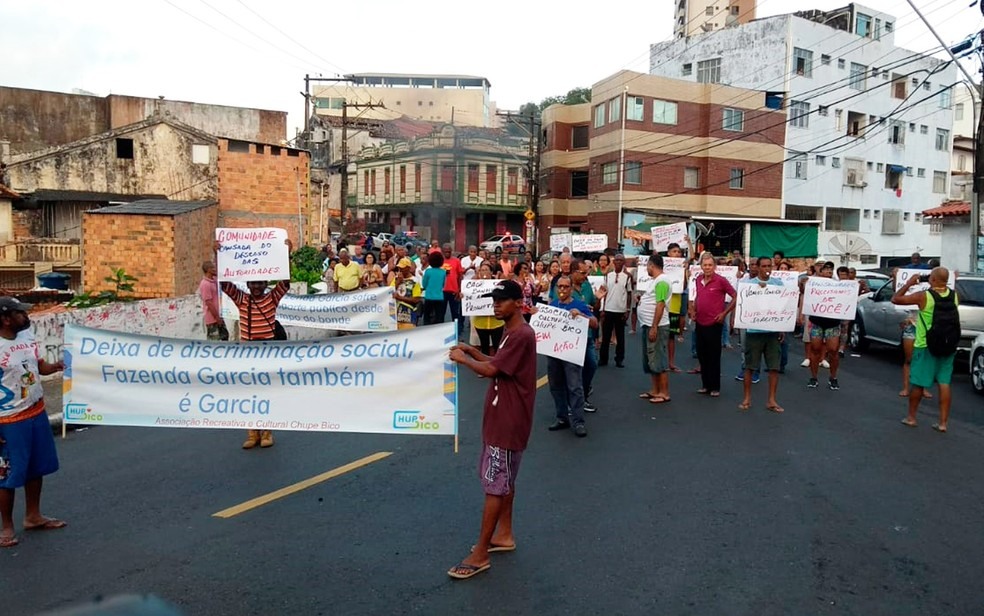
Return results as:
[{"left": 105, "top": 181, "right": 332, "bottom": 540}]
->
[{"left": 846, "top": 169, "right": 865, "bottom": 186}]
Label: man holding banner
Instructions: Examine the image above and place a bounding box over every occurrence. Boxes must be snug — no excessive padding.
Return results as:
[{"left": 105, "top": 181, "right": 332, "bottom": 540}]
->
[
  {"left": 547, "top": 276, "right": 597, "bottom": 438},
  {"left": 447, "top": 280, "right": 536, "bottom": 580},
  {"left": 737, "top": 258, "right": 787, "bottom": 414}
]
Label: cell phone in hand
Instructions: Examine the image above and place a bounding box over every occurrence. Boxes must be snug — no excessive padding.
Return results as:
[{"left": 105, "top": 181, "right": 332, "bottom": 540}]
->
[{"left": 919, "top": 274, "right": 931, "bottom": 283}]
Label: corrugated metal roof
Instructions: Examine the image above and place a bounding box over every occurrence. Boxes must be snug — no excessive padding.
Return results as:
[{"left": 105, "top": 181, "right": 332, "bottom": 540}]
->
[
  {"left": 86, "top": 199, "right": 216, "bottom": 216},
  {"left": 24, "top": 189, "right": 166, "bottom": 202}
]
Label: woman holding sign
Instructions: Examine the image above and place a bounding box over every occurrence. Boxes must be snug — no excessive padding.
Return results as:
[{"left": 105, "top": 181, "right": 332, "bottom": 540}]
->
[
  {"left": 474, "top": 263, "right": 505, "bottom": 354},
  {"left": 805, "top": 262, "right": 843, "bottom": 391}
]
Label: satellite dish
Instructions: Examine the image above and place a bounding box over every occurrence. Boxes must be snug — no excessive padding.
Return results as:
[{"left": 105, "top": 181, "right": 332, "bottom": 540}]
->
[
  {"left": 828, "top": 233, "right": 873, "bottom": 264},
  {"left": 690, "top": 221, "right": 715, "bottom": 242}
]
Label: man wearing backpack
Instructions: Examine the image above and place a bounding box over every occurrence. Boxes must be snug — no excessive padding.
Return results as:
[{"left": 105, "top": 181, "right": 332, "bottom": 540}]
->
[{"left": 892, "top": 267, "right": 959, "bottom": 433}]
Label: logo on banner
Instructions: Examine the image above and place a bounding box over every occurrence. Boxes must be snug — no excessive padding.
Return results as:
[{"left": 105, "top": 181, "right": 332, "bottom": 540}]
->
[
  {"left": 392, "top": 410, "right": 441, "bottom": 431},
  {"left": 368, "top": 321, "right": 385, "bottom": 330},
  {"left": 65, "top": 402, "right": 103, "bottom": 422}
]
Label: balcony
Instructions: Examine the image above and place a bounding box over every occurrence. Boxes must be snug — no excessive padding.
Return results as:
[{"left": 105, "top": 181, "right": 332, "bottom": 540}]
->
[{"left": 0, "top": 239, "right": 82, "bottom": 268}]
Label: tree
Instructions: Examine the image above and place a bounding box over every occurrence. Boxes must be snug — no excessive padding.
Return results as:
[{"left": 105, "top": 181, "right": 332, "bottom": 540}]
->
[{"left": 508, "top": 87, "right": 592, "bottom": 135}]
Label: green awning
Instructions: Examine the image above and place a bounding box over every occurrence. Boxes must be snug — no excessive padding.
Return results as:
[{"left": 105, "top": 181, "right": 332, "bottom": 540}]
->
[{"left": 749, "top": 223, "right": 818, "bottom": 258}]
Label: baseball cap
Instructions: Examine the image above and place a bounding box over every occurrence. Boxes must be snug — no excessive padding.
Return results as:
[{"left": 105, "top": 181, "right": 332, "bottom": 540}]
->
[
  {"left": 397, "top": 257, "right": 414, "bottom": 268},
  {"left": 0, "top": 297, "right": 33, "bottom": 313},
  {"left": 481, "top": 279, "right": 523, "bottom": 300}
]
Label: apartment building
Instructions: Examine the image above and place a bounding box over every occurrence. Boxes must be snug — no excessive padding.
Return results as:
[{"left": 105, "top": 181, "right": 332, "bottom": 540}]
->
[
  {"left": 949, "top": 86, "right": 977, "bottom": 202},
  {"left": 674, "top": 0, "right": 757, "bottom": 39},
  {"left": 651, "top": 3, "right": 957, "bottom": 267}
]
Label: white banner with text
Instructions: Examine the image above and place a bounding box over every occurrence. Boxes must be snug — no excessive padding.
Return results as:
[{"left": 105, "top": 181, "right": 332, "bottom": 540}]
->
[
  {"left": 802, "top": 278, "right": 859, "bottom": 321},
  {"left": 651, "top": 222, "right": 688, "bottom": 253},
  {"left": 276, "top": 287, "right": 396, "bottom": 332},
  {"left": 530, "top": 305, "right": 589, "bottom": 366},
  {"left": 461, "top": 279, "right": 498, "bottom": 316},
  {"left": 734, "top": 281, "right": 799, "bottom": 332},
  {"left": 571, "top": 234, "right": 608, "bottom": 252}
]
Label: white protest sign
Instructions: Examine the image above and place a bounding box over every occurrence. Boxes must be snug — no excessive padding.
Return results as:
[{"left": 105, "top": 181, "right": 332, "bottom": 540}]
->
[
  {"left": 63, "top": 322, "right": 458, "bottom": 435},
  {"left": 636, "top": 255, "right": 653, "bottom": 292},
  {"left": 276, "top": 287, "right": 396, "bottom": 332},
  {"left": 663, "top": 257, "right": 686, "bottom": 294},
  {"left": 461, "top": 279, "right": 498, "bottom": 316},
  {"left": 571, "top": 234, "right": 608, "bottom": 252},
  {"left": 894, "top": 268, "right": 956, "bottom": 295},
  {"left": 690, "top": 265, "right": 739, "bottom": 299},
  {"left": 216, "top": 227, "right": 290, "bottom": 282},
  {"left": 771, "top": 270, "right": 801, "bottom": 287},
  {"left": 734, "top": 280, "right": 799, "bottom": 332},
  {"left": 588, "top": 276, "right": 605, "bottom": 294},
  {"left": 530, "top": 305, "right": 589, "bottom": 366},
  {"left": 550, "top": 233, "right": 572, "bottom": 252},
  {"left": 651, "top": 222, "right": 688, "bottom": 252},
  {"left": 802, "top": 278, "right": 860, "bottom": 320}
]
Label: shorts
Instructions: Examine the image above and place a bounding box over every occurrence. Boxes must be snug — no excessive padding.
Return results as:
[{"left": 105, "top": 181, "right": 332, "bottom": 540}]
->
[
  {"left": 206, "top": 322, "right": 229, "bottom": 341},
  {"left": 0, "top": 411, "right": 60, "bottom": 489},
  {"left": 669, "top": 313, "right": 682, "bottom": 335},
  {"left": 641, "top": 324, "right": 669, "bottom": 374},
  {"left": 809, "top": 323, "right": 841, "bottom": 342},
  {"left": 744, "top": 332, "right": 781, "bottom": 372},
  {"left": 910, "top": 347, "right": 955, "bottom": 387},
  {"left": 902, "top": 322, "right": 916, "bottom": 341},
  {"left": 479, "top": 444, "right": 523, "bottom": 496}
]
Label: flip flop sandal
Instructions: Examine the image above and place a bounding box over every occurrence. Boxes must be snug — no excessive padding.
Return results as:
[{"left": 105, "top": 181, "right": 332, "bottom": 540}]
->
[
  {"left": 448, "top": 562, "right": 491, "bottom": 580},
  {"left": 649, "top": 397, "right": 671, "bottom": 404},
  {"left": 638, "top": 393, "right": 654, "bottom": 399},
  {"left": 472, "top": 543, "right": 516, "bottom": 553},
  {"left": 766, "top": 405, "right": 784, "bottom": 414},
  {"left": 24, "top": 519, "right": 67, "bottom": 531},
  {"left": 932, "top": 423, "right": 947, "bottom": 433},
  {"left": 900, "top": 419, "right": 918, "bottom": 428},
  {"left": 709, "top": 391, "right": 721, "bottom": 397},
  {"left": 0, "top": 535, "right": 19, "bottom": 548}
]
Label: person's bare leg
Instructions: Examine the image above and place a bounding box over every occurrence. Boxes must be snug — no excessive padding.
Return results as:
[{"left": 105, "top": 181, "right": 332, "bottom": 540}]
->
[
  {"left": 646, "top": 374, "right": 659, "bottom": 398},
  {"left": 901, "top": 339, "right": 913, "bottom": 396},
  {"left": 809, "top": 339, "right": 823, "bottom": 379},
  {"left": 766, "top": 370, "right": 782, "bottom": 411},
  {"left": 489, "top": 491, "right": 516, "bottom": 547},
  {"left": 451, "top": 494, "right": 504, "bottom": 572},
  {"left": 0, "top": 488, "right": 15, "bottom": 544},
  {"left": 936, "top": 384, "right": 951, "bottom": 431},
  {"left": 826, "top": 338, "right": 840, "bottom": 378},
  {"left": 657, "top": 372, "right": 670, "bottom": 400},
  {"left": 668, "top": 336, "right": 677, "bottom": 370},
  {"left": 903, "top": 386, "right": 923, "bottom": 426},
  {"left": 740, "top": 369, "right": 752, "bottom": 409}
]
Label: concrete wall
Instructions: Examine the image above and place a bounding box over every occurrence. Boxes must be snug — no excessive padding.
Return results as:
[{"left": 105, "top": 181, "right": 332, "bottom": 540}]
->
[
  {"left": 940, "top": 223, "right": 970, "bottom": 273},
  {"left": 313, "top": 85, "right": 490, "bottom": 127},
  {"left": 0, "top": 87, "right": 109, "bottom": 154},
  {"left": 107, "top": 96, "right": 286, "bottom": 144},
  {"left": 5, "top": 123, "right": 218, "bottom": 201}
]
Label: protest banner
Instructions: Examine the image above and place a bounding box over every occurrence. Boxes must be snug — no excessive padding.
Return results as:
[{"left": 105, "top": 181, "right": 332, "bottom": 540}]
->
[
  {"left": 460, "top": 279, "right": 498, "bottom": 316},
  {"left": 530, "top": 305, "right": 589, "bottom": 366},
  {"left": 894, "top": 268, "right": 956, "bottom": 294},
  {"left": 550, "top": 233, "right": 572, "bottom": 252},
  {"left": 63, "top": 322, "right": 458, "bottom": 437},
  {"left": 651, "top": 222, "right": 688, "bottom": 252},
  {"left": 734, "top": 280, "right": 799, "bottom": 332},
  {"left": 771, "top": 270, "right": 801, "bottom": 287},
  {"left": 636, "top": 255, "right": 653, "bottom": 292},
  {"left": 690, "top": 265, "right": 739, "bottom": 299},
  {"left": 802, "top": 278, "right": 859, "bottom": 320},
  {"left": 571, "top": 234, "right": 608, "bottom": 252},
  {"left": 276, "top": 287, "right": 395, "bottom": 332},
  {"left": 588, "top": 276, "right": 605, "bottom": 294},
  {"left": 663, "top": 257, "right": 686, "bottom": 294},
  {"left": 216, "top": 227, "right": 290, "bottom": 282}
]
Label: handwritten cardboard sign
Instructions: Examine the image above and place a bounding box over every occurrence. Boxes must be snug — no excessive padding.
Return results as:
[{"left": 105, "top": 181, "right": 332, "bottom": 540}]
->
[
  {"left": 802, "top": 278, "right": 859, "bottom": 320},
  {"left": 734, "top": 280, "right": 799, "bottom": 332},
  {"left": 588, "top": 276, "right": 605, "bottom": 294},
  {"left": 216, "top": 227, "right": 290, "bottom": 282},
  {"left": 550, "top": 233, "right": 572, "bottom": 252},
  {"left": 461, "top": 279, "right": 497, "bottom": 316},
  {"left": 530, "top": 304, "right": 589, "bottom": 366},
  {"left": 651, "top": 222, "right": 688, "bottom": 253},
  {"left": 636, "top": 255, "right": 653, "bottom": 292},
  {"left": 663, "top": 257, "right": 686, "bottom": 294},
  {"left": 771, "top": 270, "right": 801, "bottom": 287},
  {"left": 571, "top": 234, "right": 608, "bottom": 252},
  {"left": 894, "top": 268, "right": 955, "bottom": 295}
]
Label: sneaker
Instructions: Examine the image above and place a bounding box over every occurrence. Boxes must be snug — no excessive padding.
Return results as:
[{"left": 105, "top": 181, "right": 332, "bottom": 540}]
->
[
  {"left": 735, "top": 374, "right": 745, "bottom": 382},
  {"left": 838, "top": 350, "right": 846, "bottom": 358},
  {"left": 807, "top": 378, "right": 819, "bottom": 389},
  {"left": 573, "top": 424, "right": 588, "bottom": 438},
  {"left": 751, "top": 372, "right": 761, "bottom": 384},
  {"left": 547, "top": 420, "right": 571, "bottom": 431},
  {"left": 820, "top": 359, "right": 830, "bottom": 369},
  {"left": 829, "top": 378, "right": 840, "bottom": 390},
  {"left": 800, "top": 358, "right": 811, "bottom": 368},
  {"left": 584, "top": 401, "right": 597, "bottom": 413}
]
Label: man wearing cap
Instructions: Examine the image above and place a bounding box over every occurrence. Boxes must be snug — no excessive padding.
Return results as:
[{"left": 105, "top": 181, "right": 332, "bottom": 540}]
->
[
  {"left": 447, "top": 279, "right": 536, "bottom": 580},
  {"left": 391, "top": 258, "right": 422, "bottom": 329},
  {"left": 0, "top": 297, "right": 67, "bottom": 549},
  {"left": 547, "top": 275, "right": 597, "bottom": 438}
]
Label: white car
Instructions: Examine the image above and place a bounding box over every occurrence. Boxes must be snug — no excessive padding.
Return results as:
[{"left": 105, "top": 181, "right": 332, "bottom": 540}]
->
[
  {"left": 970, "top": 333, "right": 984, "bottom": 395},
  {"left": 480, "top": 234, "right": 526, "bottom": 254},
  {"left": 373, "top": 233, "right": 393, "bottom": 246}
]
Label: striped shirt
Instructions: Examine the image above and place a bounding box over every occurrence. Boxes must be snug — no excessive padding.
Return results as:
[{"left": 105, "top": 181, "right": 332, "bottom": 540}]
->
[{"left": 221, "top": 281, "right": 290, "bottom": 340}]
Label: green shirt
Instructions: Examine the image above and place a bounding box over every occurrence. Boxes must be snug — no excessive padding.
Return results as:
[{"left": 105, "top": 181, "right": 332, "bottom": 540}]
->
[{"left": 915, "top": 288, "right": 957, "bottom": 349}]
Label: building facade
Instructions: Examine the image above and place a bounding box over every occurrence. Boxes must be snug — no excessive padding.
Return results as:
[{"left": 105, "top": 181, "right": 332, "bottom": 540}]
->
[
  {"left": 949, "top": 85, "right": 977, "bottom": 202},
  {"left": 674, "top": 0, "right": 756, "bottom": 39},
  {"left": 538, "top": 70, "right": 786, "bottom": 248},
  {"left": 351, "top": 125, "right": 530, "bottom": 250},
  {"left": 650, "top": 3, "right": 957, "bottom": 267}
]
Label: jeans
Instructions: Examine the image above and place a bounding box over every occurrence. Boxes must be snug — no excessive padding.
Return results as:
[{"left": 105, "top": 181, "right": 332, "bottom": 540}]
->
[
  {"left": 600, "top": 311, "right": 626, "bottom": 364},
  {"left": 696, "top": 322, "right": 724, "bottom": 392},
  {"left": 444, "top": 291, "right": 462, "bottom": 338},
  {"left": 582, "top": 340, "right": 598, "bottom": 398},
  {"left": 721, "top": 323, "right": 731, "bottom": 347},
  {"left": 691, "top": 328, "right": 698, "bottom": 358},
  {"left": 423, "top": 299, "right": 446, "bottom": 326},
  {"left": 547, "top": 357, "right": 585, "bottom": 426}
]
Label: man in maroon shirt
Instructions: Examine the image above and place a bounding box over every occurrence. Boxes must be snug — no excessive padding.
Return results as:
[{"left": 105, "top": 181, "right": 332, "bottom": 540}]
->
[
  {"left": 688, "top": 252, "right": 736, "bottom": 396},
  {"left": 447, "top": 279, "right": 536, "bottom": 580},
  {"left": 442, "top": 243, "right": 464, "bottom": 340}
]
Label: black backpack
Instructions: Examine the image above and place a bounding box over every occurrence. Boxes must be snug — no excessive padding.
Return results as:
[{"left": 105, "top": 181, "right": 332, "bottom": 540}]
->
[{"left": 921, "top": 289, "right": 960, "bottom": 357}]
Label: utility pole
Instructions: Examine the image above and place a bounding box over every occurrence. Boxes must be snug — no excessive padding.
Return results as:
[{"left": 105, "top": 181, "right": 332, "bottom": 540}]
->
[
  {"left": 299, "top": 75, "right": 355, "bottom": 147},
  {"left": 496, "top": 110, "right": 541, "bottom": 251},
  {"left": 340, "top": 100, "right": 385, "bottom": 226}
]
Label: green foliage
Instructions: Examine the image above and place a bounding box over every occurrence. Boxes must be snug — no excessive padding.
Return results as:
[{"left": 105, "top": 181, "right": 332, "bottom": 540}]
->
[
  {"left": 105, "top": 268, "right": 138, "bottom": 296},
  {"left": 66, "top": 268, "right": 139, "bottom": 308},
  {"left": 290, "top": 245, "right": 325, "bottom": 293},
  {"left": 516, "top": 87, "right": 592, "bottom": 119}
]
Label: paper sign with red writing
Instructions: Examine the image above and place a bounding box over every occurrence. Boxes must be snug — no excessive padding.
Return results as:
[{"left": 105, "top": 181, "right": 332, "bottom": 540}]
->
[
  {"left": 802, "top": 278, "right": 859, "bottom": 320},
  {"left": 461, "top": 279, "right": 497, "bottom": 316},
  {"left": 651, "top": 222, "right": 688, "bottom": 253},
  {"left": 530, "top": 304, "right": 589, "bottom": 366},
  {"left": 663, "top": 257, "right": 687, "bottom": 294},
  {"left": 550, "top": 233, "right": 572, "bottom": 252},
  {"left": 571, "top": 234, "right": 608, "bottom": 252},
  {"left": 216, "top": 227, "right": 290, "bottom": 282},
  {"left": 771, "top": 270, "right": 801, "bottom": 287},
  {"left": 733, "top": 280, "right": 799, "bottom": 332},
  {"left": 636, "top": 255, "right": 653, "bottom": 292}
]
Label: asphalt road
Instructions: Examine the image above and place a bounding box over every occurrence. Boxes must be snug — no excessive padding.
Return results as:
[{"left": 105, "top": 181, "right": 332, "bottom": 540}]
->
[{"left": 4, "top": 334, "right": 984, "bottom": 616}]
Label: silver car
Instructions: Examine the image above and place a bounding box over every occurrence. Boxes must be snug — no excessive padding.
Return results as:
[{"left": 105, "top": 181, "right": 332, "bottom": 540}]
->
[
  {"left": 970, "top": 333, "right": 984, "bottom": 394},
  {"left": 850, "top": 275, "right": 984, "bottom": 353}
]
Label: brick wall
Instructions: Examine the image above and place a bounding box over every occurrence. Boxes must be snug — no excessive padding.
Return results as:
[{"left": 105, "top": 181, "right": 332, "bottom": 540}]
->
[
  {"left": 172, "top": 205, "right": 218, "bottom": 296},
  {"left": 82, "top": 212, "right": 176, "bottom": 299},
  {"left": 217, "top": 140, "right": 311, "bottom": 246},
  {"left": 12, "top": 208, "right": 41, "bottom": 239}
]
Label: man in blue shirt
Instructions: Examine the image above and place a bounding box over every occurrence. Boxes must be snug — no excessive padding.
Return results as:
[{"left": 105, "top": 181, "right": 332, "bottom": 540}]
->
[
  {"left": 738, "top": 257, "right": 787, "bottom": 413},
  {"left": 547, "top": 275, "right": 597, "bottom": 438}
]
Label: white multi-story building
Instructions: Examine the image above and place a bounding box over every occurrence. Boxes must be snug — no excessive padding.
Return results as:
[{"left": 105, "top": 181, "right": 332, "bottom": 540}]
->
[
  {"left": 651, "top": 3, "right": 957, "bottom": 267},
  {"left": 949, "top": 85, "right": 976, "bottom": 202}
]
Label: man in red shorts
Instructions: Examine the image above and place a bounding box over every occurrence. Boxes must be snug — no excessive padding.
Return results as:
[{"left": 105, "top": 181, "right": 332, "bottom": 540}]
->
[{"left": 447, "top": 279, "right": 536, "bottom": 580}]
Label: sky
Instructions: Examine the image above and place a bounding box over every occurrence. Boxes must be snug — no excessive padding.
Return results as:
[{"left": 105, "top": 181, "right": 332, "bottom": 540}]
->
[{"left": 1, "top": 0, "right": 981, "bottom": 139}]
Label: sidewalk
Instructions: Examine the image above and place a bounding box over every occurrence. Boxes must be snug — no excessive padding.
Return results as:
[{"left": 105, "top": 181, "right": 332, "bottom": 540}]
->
[{"left": 42, "top": 375, "right": 64, "bottom": 430}]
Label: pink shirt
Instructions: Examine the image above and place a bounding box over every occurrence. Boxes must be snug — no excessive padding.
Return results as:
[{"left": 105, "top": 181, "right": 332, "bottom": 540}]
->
[
  {"left": 198, "top": 277, "right": 220, "bottom": 325},
  {"left": 693, "top": 273, "right": 736, "bottom": 326}
]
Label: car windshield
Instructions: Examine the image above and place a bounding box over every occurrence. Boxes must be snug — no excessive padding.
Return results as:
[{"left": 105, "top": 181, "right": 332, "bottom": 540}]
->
[
  {"left": 486, "top": 235, "right": 504, "bottom": 242},
  {"left": 956, "top": 279, "right": 984, "bottom": 306}
]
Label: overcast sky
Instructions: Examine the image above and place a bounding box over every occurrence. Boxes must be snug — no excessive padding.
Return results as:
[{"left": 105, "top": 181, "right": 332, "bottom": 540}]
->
[{"left": 1, "top": 0, "right": 980, "bottom": 139}]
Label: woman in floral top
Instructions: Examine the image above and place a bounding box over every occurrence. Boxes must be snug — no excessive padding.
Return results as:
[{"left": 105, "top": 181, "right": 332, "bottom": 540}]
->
[{"left": 514, "top": 261, "right": 538, "bottom": 321}]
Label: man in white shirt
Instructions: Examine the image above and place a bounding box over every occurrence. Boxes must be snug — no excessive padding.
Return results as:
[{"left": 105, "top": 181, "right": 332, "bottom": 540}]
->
[
  {"left": 638, "top": 255, "right": 673, "bottom": 403},
  {"left": 599, "top": 253, "right": 633, "bottom": 368},
  {"left": 461, "top": 245, "right": 483, "bottom": 281}
]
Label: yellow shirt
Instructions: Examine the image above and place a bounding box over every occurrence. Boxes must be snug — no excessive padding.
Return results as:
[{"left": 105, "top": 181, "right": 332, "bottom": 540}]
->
[
  {"left": 473, "top": 315, "right": 504, "bottom": 330},
  {"left": 334, "top": 261, "right": 362, "bottom": 291}
]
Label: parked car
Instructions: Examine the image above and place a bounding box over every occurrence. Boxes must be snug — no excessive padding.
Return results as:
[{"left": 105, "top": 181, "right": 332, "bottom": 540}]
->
[
  {"left": 373, "top": 232, "right": 394, "bottom": 246},
  {"left": 480, "top": 233, "right": 526, "bottom": 254},
  {"left": 854, "top": 271, "right": 890, "bottom": 294},
  {"left": 969, "top": 333, "right": 984, "bottom": 394},
  {"left": 392, "top": 232, "right": 428, "bottom": 250},
  {"left": 850, "top": 275, "right": 984, "bottom": 353}
]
